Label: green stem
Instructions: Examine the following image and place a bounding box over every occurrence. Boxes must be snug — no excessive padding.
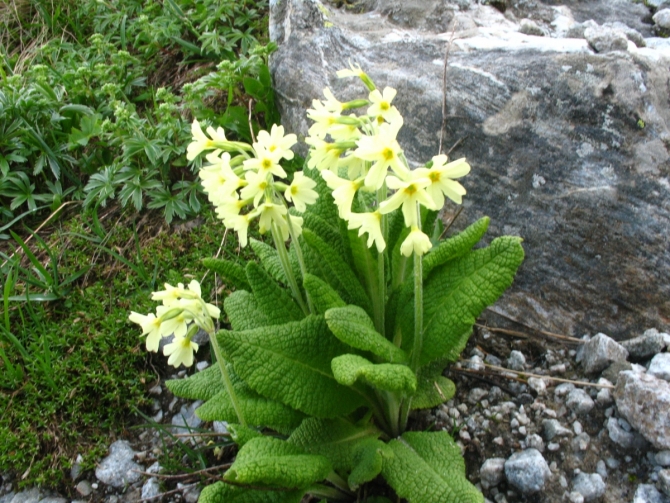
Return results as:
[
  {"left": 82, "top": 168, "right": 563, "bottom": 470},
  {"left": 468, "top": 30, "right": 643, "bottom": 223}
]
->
[
  {"left": 374, "top": 185, "right": 387, "bottom": 335},
  {"left": 286, "top": 213, "right": 314, "bottom": 314},
  {"left": 326, "top": 471, "right": 353, "bottom": 495},
  {"left": 208, "top": 329, "right": 246, "bottom": 427},
  {"left": 270, "top": 222, "right": 309, "bottom": 316}
]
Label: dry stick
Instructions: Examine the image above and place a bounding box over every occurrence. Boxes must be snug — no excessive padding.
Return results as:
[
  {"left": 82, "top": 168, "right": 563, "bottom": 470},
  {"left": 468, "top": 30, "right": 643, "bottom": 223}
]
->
[
  {"left": 172, "top": 431, "right": 231, "bottom": 438},
  {"left": 133, "top": 462, "right": 232, "bottom": 480},
  {"left": 438, "top": 205, "right": 463, "bottom": 240},
  {"left": 476, "top": 361, "right": 614, "bottom": 389},
  {"left": 438, "top": 26, "right": 456, "bottom": 156},
  {"left": 1, "top": 200, "right": 80, "bottom": 268},
  {"left": 248, "top": 98, "right": 256, "bottom": 143}
]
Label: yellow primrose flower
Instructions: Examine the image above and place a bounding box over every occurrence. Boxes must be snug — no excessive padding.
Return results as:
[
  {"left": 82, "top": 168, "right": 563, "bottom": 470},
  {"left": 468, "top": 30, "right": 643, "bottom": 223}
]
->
[
  {"left": 214, "top": 198, "right": 249, "bottom": 223},
  {"left": 224, "top": 212, "right": 257, "bottom": 248},
  {"left": 241, "top": 170, "right": 272, "bottom": 208},
  {"left": 158, "top": 307, "right": 192, "bottom": 338},
  {"left": 255, "top": 124, "right": 297, "bottom": 161},
  {"left": 354, "top": 118, "right": 409, "bottom": 189},
  {"left": 163, "top": 334, "right": 199, "bottom": 368},
  {"left": 415, "top": 155, "right": 470, "bottom": 207},
  {"left": 400, "top": 226, "right": 433, "bottom": 257},
  {"left": 128, "top": 311, "right": 162, "bottom": 352},
  {"left": 186, "top": 119, "right": 227, "bottom": 161},
  {"left": 307, "top": 99, "right": 341, "bottom": 139},
  {"left": 306, "top": 137, "right": 343, "bottom": 172},
  {"left": 243, "top": 145, "right": 287, "bottom": 178},
  {"left": 151, "top": 282, "right": 186, "bottom": 306},
  {"left": 285, "top": 172, "right": 318, "bottom": 212},
  {"left": 199, "top": 152, "right": 244, "bottom": 205},
  {"left": 379, "top": 174, "right": 437, "bottom": 227},
  {"left": 367, "top": 87, "right": 402, "bottom": 124},
  {"left": 321, "top": 170, "right": 364, "bottom": 219},
  {"left": 258, "top": 202, "right": 289, "bottom": 239},
  {"left": 347, "top": 211, "right": 386, "bottom": 252}
]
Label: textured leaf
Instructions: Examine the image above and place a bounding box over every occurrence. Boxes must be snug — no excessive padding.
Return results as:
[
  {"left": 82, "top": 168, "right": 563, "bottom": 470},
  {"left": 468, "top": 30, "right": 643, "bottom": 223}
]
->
[
  {"left": 229, "top": 424, "right": 264, "bottom": 447},
  {"left": 224, "top": 290, "right": 269, "bottom": 331},
  {"left": 288, "top": 417, "right": 382, "bottom": 472},
  {"left": 331, "top": 354, "right": 416, "bottom": 393},
  {"left": 382, "top": 431, "right": 483, "bottom": 503},
  {"left": 196, "top": 383, "right": 305, "bottom": 435},
  {"left": 250, "top": 238, "right": 287, "bottom": 285},
  {"left": 423, "top": 217, "right": 490, "bottom": 279},
  {"left": 412, "top": 361, "right": 456, "bottom": 410},
  {"left": 420, "top": 236, "right": 524, "bottom": 366},
  {"left": 303, "top": 212, "right": 346, "bottom": 258},
  {"left": 224, "top": 436, "right": 332, "bottom": 489},
  {"left": 202, "top": 257, "right": 250, "bottom": 291},
  {"left": 246, "top": 262, "right": 304, "bottom": 324},
  {"left": 303, "top": 273, "right": 346, "bottom": 314},
  {"left": 303, "top": 229, "right": 372, "bottom": 314},
  {"left": 304, "top": 168, "right": 338, "bottom": 224},
  {"left": 349, "top": 440, "right": 392, "bottom": 490},
  {"left": 347, "top": 229, "right": 381, "bottom": 309},
  {"left": 325, "top": 306, "right": 407, "bottom": 363},
  {"left": 199, "top": 481, "right": 304, "bottom": 503},
  {"left": 217, "top": 316, "right": 366, "bottom": 417},
  {"left": 165, "top": 365, "right": 222, "bottom": 401}
]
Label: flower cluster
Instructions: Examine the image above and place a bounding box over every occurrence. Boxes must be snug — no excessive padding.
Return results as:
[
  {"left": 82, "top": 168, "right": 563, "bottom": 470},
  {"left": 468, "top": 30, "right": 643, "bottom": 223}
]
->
[
  {"left": 128, "top": 280, "right": 219, "bottom": 367},
  {"left": 305, "top": 63, "right": 471, "bottom": 256},
  {"left": 187, "top": 120, "right": 318, "bottom": 247}
]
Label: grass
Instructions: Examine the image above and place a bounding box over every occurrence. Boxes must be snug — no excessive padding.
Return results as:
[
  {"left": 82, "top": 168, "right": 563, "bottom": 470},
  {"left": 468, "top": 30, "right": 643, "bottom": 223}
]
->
[{"left": 0, "top": 206, "right": 259, "bottom": 490}]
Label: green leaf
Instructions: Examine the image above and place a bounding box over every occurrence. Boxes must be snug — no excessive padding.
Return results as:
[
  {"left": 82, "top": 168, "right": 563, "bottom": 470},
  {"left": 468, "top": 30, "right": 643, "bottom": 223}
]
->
[
  {"left": 331, "top": 354, "right": 416, "bottom": 393},
  {"left": 423, "top": 217, "right": 490, "bottom": 279},
  {"left": 223, "top": 290, "right": 269, "bottom": 331},
  {"left": 325, "top": 306, "right": 407, "bottom": 363},
  {"left": 249, "top": 238, "right": 287, "bottom": 285},
  {"left": 412, "top": 361, "right": 456, "bottom": 410},
  {"left": 302, "top": 213, "right": 345, "bottom": 258},
  {"left": 302, "top": 273, "right": 345, "bottom": 314},
  {"left": 349, "top": 440, "right": 392, "bottom": 490},
  {"left": 217, "top": 316, "right": 366, "bottom": 417},
  {"left": 246, "top": 262, "right": 303, "bottom": 324},
  {"left": 199, "top": 481, "right": 304, "bottom": 503},
  {"left": 303, "top": 168, "right": 338, "bottom": 224},
  {"left": 224, "top": 436, "right": 332, "bottom": 489},
  {"left": 302, "top": 229, "right": 372, "bottom": 314},
  {"left": 196, "top": 384, "right": 305, "bottom": 435},
  {"left": 202, "top": 258, "right": 251, "bottom": 291},
  {"left": 383, "top": 432, "right": 483, "bottom": 503},
  {"left": 420, "top": 236, "right": 524, "bottom": 366},
  {"left": 165, "top": 365, "right": 222, "bottom": 401},
  {"left": 288, "top": 417, "right": 382, "bottom": 472},
  {"left": 229, "top": 424, "right": 264, "bottom": 447}
]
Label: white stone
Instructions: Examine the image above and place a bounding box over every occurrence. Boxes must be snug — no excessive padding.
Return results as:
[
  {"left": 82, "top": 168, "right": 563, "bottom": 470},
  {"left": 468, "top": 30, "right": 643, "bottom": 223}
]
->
[
  {"left": 505, "top": 449, "right": 551, "bottom": 494},
  {"left": 480, "top": 458, "right": 506, "bottom": 489},
  {"left": 572, "top": 473, "right": 606, "bottom": 502},
  {"left": 94, "top": 440, "right": 142, "bottom": 488},
  {"left": 579, "top": 333, "right": 629, "bottom": 374},
  {"left": 566, "top": 389, "right": 595, "bottom": 415},
  {"left": 649, "top": 354, "right": 670, "bottom": 382},
  {"left": 653, "top": 9, "right": 670, "bottom": 31}
]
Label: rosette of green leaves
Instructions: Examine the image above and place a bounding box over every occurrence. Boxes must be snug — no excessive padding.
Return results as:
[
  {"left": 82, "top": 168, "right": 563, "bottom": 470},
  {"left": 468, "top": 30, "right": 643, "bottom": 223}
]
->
[{"left": 166, "top": 173, "right": 523, "bottom": 502}]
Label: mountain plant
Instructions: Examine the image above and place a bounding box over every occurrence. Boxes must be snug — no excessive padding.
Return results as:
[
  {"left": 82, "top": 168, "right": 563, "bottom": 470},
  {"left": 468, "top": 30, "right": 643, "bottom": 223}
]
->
[{"left": 129, "top": 65, "right": 525, "bottom": 502}]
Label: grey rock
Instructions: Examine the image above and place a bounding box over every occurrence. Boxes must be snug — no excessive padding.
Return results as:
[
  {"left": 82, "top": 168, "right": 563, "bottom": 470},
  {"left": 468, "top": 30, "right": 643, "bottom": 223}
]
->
[
  {"left": 182, "top": 485, "right": 201, "bottom": 503},
  {"left": 596, "top": 459, "right": 608, "bottom": 480},
  {"left": 555, "top": 382, "right": 576, "bottom": 398},
  {"left": 505, "top": 449, "right": 551, "bottom": 494},
  {"left": 36, "top": 498, "right": 65, "bottom": 503},
  {"left": 507, "top": 351, "right": 526, "bottom": 371},
  {"left": 660, "top": 470, "right": 670, "bottom": 498},
  {"left": 622, "top": 329, "right": 669, "bottom": 360},
  {"left": 602, "top": 361, "right": 633, "bottom": 384},
  {"left": 648, "top": 0, "right": 670, "bottom": 11},
  {"left": 657, "top": 451, "right": 670, "bottom": 467},
  {"left": 213, "top": 421, "right": 229, "bottom": 434},
  {"left": 95, "top": 440, "right": 142, "bottom": 488},
  {"left": 579, "top": 334, "right": 628, "bottom": 374},
  {"left": 526, "top": 433, "right": 545, "bottom": 452},
  {"left": 649, "top": 354, "right": 670, "bottom": 382},
  {"left": 527, "top": 377, "right": 547, "bottom": 395},
  {"left": 75, "top": 480, "right": 92, "bottom": 497},
  {"left": 543, "top": 419, "right": 573, "bottom": 441},
  {"left": 572, "top": 432, "right": 591, "bottom": 451},
  {"left": 572, "top": 472, "right": 606, "bottom": 502},
  {"left": 468, "top": 388, "right": 488, "bottom": 404},
  {"left": 195, "top": 361, "right": 209, "bottom": 371},
  {"left": 519, "top": 19, "right": 544, "bottom": 37},
  {"left": 141, "top": 478, "right": 161, "bottom": 499},
  {"left": 566, "top": 388, "right": 595, "bottom": 415},
  {"left": 270, "top": 0, "right": 670, "bottom": 339},
  {"left": 653, "top": 9, "right": 670, "bottom": 31},
  {"left": 480, "top": 458, "right": 506, "bottom": 489},
  {"left": 0, "top": 494, "right": 14, "bottom": 503},
  {"left": 568, "top": 492, "right": 584, "bottom": 503},
  {"left": 615, "top": 371, "right": 670, "bottom": 449},
  {"left": 634, "top": 484, "right": 670, "bottom": 503},
  {"left": 607, "top": 416, "right": 649, "bottom": 450},
  {"left": 602, "top": 22, "right": 646, "bottom": 48},
  {"left": 70, "top": 454, "right": 84, "bottom": 481},
  {"left": 584, "top": 25, "right": 630, "bottom": 52},
  {"left": 172, "top": 400, "right": 204, "bottom": 432},
  {"left": 9, "top": 488, "right": 41, "bottom": 503},
  {"left": 566, "top": 20, "right": 599, "bottom": 40}
]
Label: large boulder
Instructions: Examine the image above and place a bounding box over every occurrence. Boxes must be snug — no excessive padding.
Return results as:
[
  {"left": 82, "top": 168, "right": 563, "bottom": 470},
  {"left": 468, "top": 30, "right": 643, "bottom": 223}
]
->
[{"left": 270, "top": 0, "right": 670, "bottom": 339}]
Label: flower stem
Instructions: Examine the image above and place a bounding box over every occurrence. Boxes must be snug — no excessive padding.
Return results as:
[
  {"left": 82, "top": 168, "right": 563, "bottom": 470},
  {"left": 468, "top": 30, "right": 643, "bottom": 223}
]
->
[
  {"left": 286, "top": 213, "right": 314, "bottom": 314},
  {"left": 270, "top": 222, "right": 309, "bottom": 316},
  {"left": 208, "top": 329, "right": 246, "bottom": 426},
  {"left": 374, "top": 185, "right": 387, "bottom": 335}
]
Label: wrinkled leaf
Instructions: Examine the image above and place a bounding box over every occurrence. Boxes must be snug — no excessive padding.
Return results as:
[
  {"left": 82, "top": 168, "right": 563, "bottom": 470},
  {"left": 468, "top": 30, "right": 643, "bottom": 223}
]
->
[
  {"left": 224, "top": 290, "right": 269, "bottom": 331},
  {"left": 199, "top": 481, "right": 304, "bottom": 503},
  {"left": 246, "top": 262, "right": 304, "bottom": 324},
  {"left": 331, "top": 354, "right": 416, "bottom": 393},
  {"left": 202, "top": 257, "right": 250, "bottom": 291},
  {"left": 303, "top": 273, "right": 346, "bottom": 314},
  {"left": 411, "top": 361, "right": 456, "bottom": 410}
]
